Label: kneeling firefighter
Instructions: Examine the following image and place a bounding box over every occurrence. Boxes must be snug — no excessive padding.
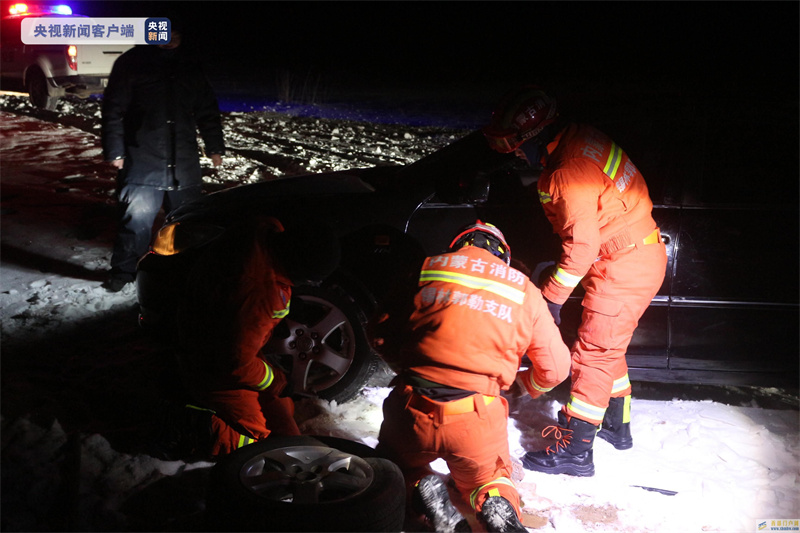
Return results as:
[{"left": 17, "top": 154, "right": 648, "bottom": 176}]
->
[
  {"left": 372, "top": 221, "right": 571, "bottom": 532},
  {"left": 151, "top": 215, "right": 341, "bottom": 460}
]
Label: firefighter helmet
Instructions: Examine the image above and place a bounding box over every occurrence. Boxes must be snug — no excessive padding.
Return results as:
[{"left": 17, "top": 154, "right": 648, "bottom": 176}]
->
[
  {"left": 483, "top": 86, "right": 558, "bottom": 154},
  {"left": 449, "top": 220, "right": 511, "bottom": 264}
]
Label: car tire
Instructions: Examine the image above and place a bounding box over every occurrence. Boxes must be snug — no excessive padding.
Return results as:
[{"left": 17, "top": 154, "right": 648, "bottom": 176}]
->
[
  {"left": 26, "top": 68, "right": 59, "bottom": 110},
  {"left": 205, "top": 435, "right": 406, "bottom": 532},
  {"left": 263, "top": 285, "right": 381, "bottom": 403}
]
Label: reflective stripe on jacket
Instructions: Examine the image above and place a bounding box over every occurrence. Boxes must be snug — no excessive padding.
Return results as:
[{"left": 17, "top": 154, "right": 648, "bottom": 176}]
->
[
  {"left": 399, "top": 246, "right": 570, "bottom": 396},
  {"left": 537, "top": 123, "right": 658, "bottom": 304}
]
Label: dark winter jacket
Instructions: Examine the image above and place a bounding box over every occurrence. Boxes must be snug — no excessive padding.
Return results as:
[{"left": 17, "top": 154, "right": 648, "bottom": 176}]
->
[{"left": 101, "top": 44, "right": 225, "bottom": 190}]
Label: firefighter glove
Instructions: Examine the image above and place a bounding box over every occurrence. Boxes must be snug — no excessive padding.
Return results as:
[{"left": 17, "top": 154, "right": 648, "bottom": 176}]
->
[{"left": 545, "top": 297, "right": 562, "bottom": 326}]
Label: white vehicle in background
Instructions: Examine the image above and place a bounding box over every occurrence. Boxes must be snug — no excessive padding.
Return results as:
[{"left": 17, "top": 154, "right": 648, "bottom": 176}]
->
[{"left": 0, "top": 3, "right": 132, "bottom": 109}]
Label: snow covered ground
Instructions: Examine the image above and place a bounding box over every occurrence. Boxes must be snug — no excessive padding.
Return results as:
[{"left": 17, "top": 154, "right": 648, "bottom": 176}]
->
[{"left": 1, "top": 93, "right": 798, "bottom": 533}]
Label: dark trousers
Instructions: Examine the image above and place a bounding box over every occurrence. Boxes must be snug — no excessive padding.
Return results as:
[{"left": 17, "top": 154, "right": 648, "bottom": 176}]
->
[{"left": 110, "top": 183, "right": 202, "bottom": 278}]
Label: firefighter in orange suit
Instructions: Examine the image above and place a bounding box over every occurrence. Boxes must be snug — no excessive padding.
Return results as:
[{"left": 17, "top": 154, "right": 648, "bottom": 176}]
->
[
  {"left": 151, "top": 215, "right": 341, "bottom": 460},
  {"left": 483, "top": 86, "right": 668, "bottom": 477},
  {"left": 371, "top": 221, "right": 570, "bottom": 533}
]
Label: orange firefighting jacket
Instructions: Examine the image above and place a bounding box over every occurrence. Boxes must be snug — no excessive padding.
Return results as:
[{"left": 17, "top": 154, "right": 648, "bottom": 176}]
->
[
  {"left": 376, "top": 245, "right": 569, "bottom": 397},
  {"left": 537, "top": 123, "right": 658, "bottom": 304},
  {"left": 177, "top": 216, "right": 291, "bottom": 393}
]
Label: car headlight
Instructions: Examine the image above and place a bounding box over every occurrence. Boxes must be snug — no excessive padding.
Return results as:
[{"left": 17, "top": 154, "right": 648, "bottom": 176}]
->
[{"left": 151, "top": 222, "right": 225, "bottom": 256}]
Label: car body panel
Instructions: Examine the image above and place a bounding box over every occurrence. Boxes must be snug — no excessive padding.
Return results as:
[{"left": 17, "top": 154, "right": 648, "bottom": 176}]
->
[{"left": 138, "top": 117, "right": 799, "bottom": 390}]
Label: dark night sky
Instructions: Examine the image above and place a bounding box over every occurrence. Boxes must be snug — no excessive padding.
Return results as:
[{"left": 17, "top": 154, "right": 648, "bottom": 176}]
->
[{"left": 43, "top": 1, "right": 800, "bottom": 102}]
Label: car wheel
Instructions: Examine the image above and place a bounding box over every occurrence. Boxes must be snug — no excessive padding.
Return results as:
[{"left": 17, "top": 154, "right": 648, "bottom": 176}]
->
[
  {"left": 205, "top": 435, "right": 406, "bottom": 532},
  {"left": 26, "top": 68, "right": 59, "bottom": 110},
  {"left": 263, "top": 285, "right": 381, "bottom": 403}
]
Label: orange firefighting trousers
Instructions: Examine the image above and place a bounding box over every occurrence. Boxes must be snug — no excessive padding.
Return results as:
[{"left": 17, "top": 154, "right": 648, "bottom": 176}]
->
[
  {"left": 195, "top": 369, "right": 300, "bottom": 456},
  {"left": 204, "top": 390, "right": 299, "bottom": 456},
  {"left": 377, "top": 384, "right": 521, "bottom": 518},
  {"left": 565, "top": 237, "right": 667, "bottom": 425}
]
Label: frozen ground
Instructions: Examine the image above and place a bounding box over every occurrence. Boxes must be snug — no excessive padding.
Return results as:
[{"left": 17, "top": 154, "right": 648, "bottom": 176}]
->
[{"left": 1, "top": 93, "right": 798, "bottom": 532}]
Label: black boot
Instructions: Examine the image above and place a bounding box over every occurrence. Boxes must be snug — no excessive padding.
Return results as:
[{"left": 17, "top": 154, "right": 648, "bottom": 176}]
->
[
  {"left": 597, "top": 395, "right": 633, "bottom": 450},
  {"left": 148, "top": 402, "right": 214, "bottom": 462},
  {"left": 102, "top": 270, "right": 135, "bottom": 293},
  {"left": 413, "top": 475, "right": 472, "bottom": 533},
  {"left": 521, "top": 411, "right": 596, "bottom": 477},
  {"left": 478, "top": 496, "right": 527, "bottom": 533}
]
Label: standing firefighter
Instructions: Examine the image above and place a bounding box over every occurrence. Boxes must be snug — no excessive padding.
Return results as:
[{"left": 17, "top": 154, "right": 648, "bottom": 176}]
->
[
  {"left": 372, "top": 221, "right": 570, "bottom": 532},
  {"left": 483, "top": 86, "right": 668, "bottom": 476}
]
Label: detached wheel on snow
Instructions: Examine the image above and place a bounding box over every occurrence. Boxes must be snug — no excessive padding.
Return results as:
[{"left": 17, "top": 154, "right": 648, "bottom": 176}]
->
[
  {"left": 26, "top": 68, "right": 60, "bottom": 110},
  {"left": 205, "top": 435, "right": 405, "bottom": 532},
  {"left": 262, "top": 285, "right": 381, "bottom": 403}
]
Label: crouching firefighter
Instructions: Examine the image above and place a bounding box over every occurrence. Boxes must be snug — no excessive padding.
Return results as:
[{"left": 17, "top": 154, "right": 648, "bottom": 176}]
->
[
  {"left": 371, "top": 221, "right": 570, "bottom": 532},
  {"left": 483, "top": 86, "right": 668, "bottom": 476},
  {"left": 149, "top": 215, "right": 341, "bottom": 460}
]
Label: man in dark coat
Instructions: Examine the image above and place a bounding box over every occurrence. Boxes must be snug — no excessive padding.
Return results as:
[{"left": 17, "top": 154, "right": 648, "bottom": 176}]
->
[{"left": 101, "top": 27, "right": 225, "bottom": 292}]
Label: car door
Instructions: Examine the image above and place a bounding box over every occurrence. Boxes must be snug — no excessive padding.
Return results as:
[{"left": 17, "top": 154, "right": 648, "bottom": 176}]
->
[
  {"left": 668, "top": 98, "right": 799, "bottom": 386},
  {"left": 598, "top": 107, "right": 684, "bottom": 377}
]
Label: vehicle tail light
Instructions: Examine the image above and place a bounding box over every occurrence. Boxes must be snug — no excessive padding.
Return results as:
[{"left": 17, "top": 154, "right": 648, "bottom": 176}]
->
[
  {"left": 152, "top": 224, "right": 179, "bottom": 255},
  {"left": 67, "top": 45, "right": 77, "bottom": 71}
]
